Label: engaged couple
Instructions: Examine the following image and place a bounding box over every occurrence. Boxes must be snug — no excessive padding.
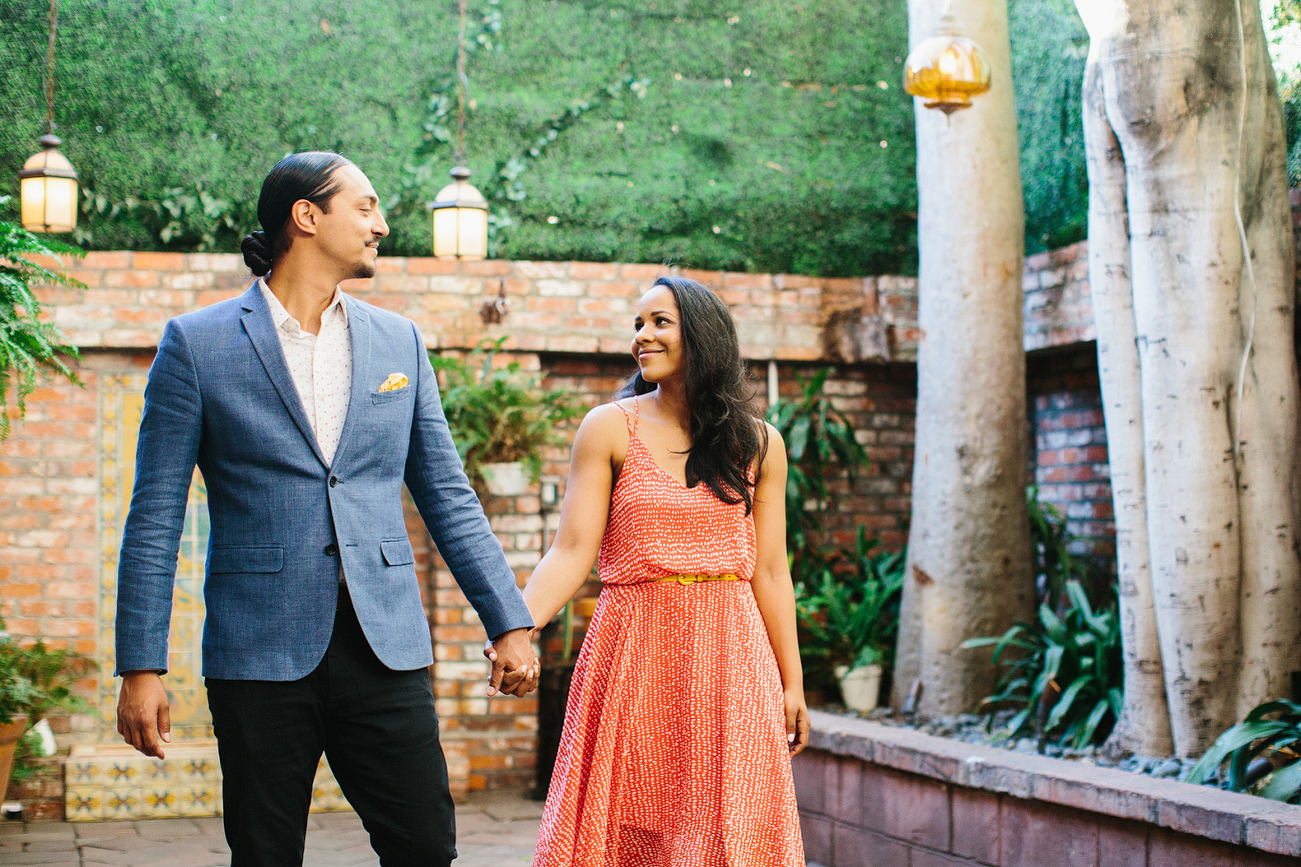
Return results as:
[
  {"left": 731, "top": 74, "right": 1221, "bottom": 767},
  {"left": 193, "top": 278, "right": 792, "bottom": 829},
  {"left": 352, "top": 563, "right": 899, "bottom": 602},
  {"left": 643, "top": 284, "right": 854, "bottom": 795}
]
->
[{"left": 114, "top": 152, "right": 808, "bottom": 867}]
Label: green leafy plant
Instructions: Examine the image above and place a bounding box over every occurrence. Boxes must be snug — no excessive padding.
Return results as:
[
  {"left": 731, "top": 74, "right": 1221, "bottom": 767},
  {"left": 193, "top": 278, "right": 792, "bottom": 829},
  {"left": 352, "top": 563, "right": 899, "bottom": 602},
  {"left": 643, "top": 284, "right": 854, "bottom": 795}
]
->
[
  {"left": 0, "top": 209, "right": 83, "bottom": 439},
  {"left": 1027, "top": 484, "right": 1098, "bottom": 611},
  {"left": 79, "top": 183, "right": 257, "bottom": 251},
  {"left": 1188, "top": 700, "right": 1301, "bottom": 803},
  {"left": 796, "top": 527, "right": 904, "bottom": 673},
  {"left": 765, "top": 368, "right": 869, "bottom": 577},
  {"left": 0, "top": 614, "right": 95, "bottom": 727},
  {"left": 431, "top": 339, "right": 584, "bottom": 487},
  {"left": 963, "top": 579, "right": 1123, "bottom": 748}
]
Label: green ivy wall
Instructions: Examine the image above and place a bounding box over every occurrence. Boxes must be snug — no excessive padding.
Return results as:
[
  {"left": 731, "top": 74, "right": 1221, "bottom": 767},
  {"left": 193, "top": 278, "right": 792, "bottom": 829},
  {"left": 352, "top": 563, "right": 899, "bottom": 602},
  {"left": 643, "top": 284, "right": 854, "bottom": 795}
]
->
[{"left": 0, "top": 0, "right": 1091, "bottom": 274}]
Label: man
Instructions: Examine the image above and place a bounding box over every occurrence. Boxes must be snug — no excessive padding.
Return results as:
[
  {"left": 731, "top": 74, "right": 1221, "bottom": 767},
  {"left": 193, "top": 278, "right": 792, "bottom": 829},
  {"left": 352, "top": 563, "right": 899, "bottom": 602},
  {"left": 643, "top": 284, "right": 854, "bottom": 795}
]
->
[{"left": 114, "top": 151, "right": 537, "bottom": 867}]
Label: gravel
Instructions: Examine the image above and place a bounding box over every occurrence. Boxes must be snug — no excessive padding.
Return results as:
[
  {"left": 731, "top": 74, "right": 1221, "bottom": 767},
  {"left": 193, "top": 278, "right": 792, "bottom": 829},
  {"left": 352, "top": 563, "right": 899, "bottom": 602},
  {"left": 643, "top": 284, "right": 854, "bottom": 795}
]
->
[{"left": 828, "top": 706, "right": 1212, "bottom": 786}]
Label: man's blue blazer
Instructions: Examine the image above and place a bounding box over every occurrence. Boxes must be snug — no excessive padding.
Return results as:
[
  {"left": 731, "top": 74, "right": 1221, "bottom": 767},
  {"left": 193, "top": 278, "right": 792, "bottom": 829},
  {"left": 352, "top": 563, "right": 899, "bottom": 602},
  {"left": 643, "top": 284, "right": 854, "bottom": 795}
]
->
[{"left": 115, "top": 283, "right": 533, "bottom": 680}]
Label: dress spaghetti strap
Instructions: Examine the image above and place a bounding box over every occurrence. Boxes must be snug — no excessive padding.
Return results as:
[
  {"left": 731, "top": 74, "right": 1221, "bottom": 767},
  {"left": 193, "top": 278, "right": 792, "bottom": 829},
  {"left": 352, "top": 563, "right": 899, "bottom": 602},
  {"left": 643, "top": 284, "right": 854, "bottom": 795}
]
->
[{"left": 615, "top": 396, "right": 640, "bottom": 438}]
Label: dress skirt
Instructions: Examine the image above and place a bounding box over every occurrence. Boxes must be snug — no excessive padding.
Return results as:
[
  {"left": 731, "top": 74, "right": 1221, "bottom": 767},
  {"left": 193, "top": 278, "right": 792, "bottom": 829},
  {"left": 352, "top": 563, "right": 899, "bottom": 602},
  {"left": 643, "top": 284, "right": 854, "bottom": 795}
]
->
[{"left": 532, "top": 578, "right": 805, "bottom": 867}]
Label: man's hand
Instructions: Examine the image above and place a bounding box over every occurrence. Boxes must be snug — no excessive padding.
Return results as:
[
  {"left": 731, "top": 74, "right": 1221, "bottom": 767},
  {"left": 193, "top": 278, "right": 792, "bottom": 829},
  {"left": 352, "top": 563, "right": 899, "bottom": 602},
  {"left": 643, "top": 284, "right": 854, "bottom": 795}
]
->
[
  {"left": 117, "top": 672, "right": 171, "bottom": 759},
  {"left": 482, "top": 628, "right": 540, "bottom": 697}
]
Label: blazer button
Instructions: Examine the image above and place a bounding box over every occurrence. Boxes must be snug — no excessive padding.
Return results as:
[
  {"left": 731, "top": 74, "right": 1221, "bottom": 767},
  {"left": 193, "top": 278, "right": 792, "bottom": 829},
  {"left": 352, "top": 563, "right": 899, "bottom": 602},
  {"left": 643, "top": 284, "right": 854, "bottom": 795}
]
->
[
  {"left": 324, "top": 543, "right": 338, "bottom": 556},
  {"left": 329, "top": 476, "right": 339, "bottom": 487}
]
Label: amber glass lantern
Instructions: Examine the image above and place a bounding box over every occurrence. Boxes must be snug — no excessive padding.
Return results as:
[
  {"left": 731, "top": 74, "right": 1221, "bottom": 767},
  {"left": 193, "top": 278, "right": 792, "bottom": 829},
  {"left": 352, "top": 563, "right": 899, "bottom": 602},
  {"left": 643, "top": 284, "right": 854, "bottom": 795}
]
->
[
  {"left": 431, "top": 166, "right": 488, "bottom": 260},
  {"left": 20, "top": 133, "right": 79, "bottom": 234},
  {"left": 903, "top": 10, "right": 992, "bottom": 115}
]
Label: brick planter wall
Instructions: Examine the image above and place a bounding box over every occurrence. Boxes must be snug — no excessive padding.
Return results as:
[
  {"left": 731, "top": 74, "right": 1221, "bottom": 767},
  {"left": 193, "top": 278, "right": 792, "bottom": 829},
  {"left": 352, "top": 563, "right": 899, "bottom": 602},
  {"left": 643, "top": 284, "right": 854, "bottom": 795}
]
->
[{"left": 797, "top": 712, "right": 1301, "bottom": 867}]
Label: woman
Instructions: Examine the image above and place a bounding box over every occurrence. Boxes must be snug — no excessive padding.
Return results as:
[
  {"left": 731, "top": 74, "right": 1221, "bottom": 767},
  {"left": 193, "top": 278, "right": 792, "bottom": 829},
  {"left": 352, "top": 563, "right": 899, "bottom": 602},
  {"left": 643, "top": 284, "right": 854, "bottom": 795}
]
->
[{"left": 504, "top": 275, "right": 808, "bottom": 866}]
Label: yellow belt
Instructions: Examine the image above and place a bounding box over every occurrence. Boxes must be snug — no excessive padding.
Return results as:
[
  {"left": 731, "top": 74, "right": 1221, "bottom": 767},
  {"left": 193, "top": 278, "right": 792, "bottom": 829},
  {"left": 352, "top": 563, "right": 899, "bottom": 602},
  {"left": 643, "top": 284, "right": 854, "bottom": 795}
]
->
[{"left": 651, "top": 573, "right": 740, "bottom": 585}]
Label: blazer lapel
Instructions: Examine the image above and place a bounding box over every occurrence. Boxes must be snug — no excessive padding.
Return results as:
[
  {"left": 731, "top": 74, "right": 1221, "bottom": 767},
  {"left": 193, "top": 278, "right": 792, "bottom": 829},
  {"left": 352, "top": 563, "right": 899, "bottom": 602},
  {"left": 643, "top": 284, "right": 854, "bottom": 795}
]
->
[
  {"left": 239, "top": 283, "right": 329, "bottom": 468},
  {"left": 330, "top": 296, "right": 371, "bottom": 468}
]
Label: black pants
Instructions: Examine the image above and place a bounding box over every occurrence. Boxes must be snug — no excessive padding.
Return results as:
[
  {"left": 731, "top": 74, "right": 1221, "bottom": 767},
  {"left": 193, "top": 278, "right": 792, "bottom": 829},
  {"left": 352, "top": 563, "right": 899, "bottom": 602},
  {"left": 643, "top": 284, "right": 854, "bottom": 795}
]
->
[{"left": 206, "top": 593, "right": 456, "bottom": 867}]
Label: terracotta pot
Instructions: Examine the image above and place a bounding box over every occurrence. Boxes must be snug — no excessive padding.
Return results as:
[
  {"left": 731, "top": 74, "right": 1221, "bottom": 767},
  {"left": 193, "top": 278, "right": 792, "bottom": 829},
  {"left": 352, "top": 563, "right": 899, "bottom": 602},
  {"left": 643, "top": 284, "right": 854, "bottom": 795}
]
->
[
  {"left": 482, "top": 461, "right": 531, "bottom": 497},
  {"left": 0, "top": 715, "right": 30, "bottom": 798},
  {"left": 834, "top": 664, "right": 883, "bottom": 713}
]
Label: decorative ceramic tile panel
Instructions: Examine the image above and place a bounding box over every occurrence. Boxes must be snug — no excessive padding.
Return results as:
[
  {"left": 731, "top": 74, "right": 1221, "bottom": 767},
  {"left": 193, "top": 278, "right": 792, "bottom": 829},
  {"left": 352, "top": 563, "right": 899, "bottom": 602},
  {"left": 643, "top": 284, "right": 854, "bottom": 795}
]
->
[
  {"left": 99, "top": 379, "right": 212, "bottom": 740},
  {"left": 69, "top": 378, "right": 351, "bottom": 821},
  {"left": 64, "top": 742, "right": 349, "bottom": 821}
]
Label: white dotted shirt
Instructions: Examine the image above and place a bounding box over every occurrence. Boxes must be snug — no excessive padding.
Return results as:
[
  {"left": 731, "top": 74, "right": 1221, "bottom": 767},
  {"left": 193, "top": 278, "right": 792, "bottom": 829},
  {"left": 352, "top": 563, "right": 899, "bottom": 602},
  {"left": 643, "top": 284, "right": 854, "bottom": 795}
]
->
[{"left": 258, "top": 279, "right": 352, "bottom": 466}]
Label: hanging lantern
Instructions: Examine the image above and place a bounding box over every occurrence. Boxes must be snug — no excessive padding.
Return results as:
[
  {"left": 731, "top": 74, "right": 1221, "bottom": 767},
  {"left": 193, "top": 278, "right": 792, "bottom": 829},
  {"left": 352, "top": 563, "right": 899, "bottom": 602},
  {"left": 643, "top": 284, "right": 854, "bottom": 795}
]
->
[
  {"left": 431, "top": 166, "right": 488, "bottom": 260},
  {"left": 20, "top": 134, "right": 79, "bottom": 234},
  {"left": 21, "top": 0, "right": 79, "bottom": 233},
  {"left": 903, "top": 9, "right": 992, "bottom": 115}
]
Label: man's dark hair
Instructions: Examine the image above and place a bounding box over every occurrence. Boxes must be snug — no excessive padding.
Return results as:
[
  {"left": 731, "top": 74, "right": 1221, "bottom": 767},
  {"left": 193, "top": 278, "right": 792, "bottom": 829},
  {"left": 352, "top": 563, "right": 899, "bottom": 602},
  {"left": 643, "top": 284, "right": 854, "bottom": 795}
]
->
[
  {"left": 617, "top": 276, "right": 768, "bottom": 513},
  {"left": 240, "top": 151, "right": 353, "bottom": 276}
]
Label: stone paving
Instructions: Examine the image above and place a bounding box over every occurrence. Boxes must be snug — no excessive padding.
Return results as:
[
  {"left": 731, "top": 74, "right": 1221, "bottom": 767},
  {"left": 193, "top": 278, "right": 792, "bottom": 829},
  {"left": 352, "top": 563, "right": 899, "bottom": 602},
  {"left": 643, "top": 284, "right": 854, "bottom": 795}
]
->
[{"left": 0, "top": 789, "right": 542, "bottom": 866}]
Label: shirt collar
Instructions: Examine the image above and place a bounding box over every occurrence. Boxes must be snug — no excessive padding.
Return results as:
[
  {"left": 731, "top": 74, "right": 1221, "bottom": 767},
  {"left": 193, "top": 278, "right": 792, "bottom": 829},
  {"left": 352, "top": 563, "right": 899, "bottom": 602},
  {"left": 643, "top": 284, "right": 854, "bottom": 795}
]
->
[{"left": 258, "top": 278, "right": 349, "bottom": 333}]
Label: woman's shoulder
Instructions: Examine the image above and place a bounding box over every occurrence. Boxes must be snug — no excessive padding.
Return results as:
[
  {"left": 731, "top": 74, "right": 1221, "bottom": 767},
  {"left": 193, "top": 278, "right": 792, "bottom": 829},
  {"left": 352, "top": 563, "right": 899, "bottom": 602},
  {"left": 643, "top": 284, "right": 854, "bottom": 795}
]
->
[{"left": 573, "top": 401, "right": 633, "bottom": 444}]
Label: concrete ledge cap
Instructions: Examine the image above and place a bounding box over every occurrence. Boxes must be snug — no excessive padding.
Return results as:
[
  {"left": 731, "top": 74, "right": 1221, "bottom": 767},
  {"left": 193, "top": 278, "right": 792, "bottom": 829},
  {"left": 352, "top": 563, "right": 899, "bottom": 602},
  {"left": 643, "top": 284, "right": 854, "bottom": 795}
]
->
[{"left": 809, "top": 710, "right": 1301, "bottom": 856}]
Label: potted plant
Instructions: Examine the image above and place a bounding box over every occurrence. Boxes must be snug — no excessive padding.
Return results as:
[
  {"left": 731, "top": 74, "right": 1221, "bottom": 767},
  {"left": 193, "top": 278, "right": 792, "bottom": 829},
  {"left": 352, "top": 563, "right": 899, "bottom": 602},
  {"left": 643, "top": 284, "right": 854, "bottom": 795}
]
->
[
  {"left": 431, "top": 339, "right": 583, "bottom": 495},
  {"left": 0, "top": 208, "right": 84, "bottom": 441},
  {"left": 0, "top": 615, "right": 93, "bottom": 797},
  {"left": 795, "top": 528, "right": 905, "bottom": 713}
]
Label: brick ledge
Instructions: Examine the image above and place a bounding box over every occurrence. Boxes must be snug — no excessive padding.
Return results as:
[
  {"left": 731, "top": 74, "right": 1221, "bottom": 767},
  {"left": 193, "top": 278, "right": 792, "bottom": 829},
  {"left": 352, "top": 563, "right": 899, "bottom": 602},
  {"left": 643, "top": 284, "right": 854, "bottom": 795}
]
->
[{"left": 809, "top": 709, "right": 1301, "bottom": 857}]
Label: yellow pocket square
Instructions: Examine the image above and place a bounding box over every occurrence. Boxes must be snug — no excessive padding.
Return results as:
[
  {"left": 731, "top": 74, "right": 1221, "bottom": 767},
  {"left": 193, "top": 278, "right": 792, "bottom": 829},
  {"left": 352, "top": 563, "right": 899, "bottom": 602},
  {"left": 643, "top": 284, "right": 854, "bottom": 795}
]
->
[{"left": 378, "top": 373, "right": 409, "bottom": 393}]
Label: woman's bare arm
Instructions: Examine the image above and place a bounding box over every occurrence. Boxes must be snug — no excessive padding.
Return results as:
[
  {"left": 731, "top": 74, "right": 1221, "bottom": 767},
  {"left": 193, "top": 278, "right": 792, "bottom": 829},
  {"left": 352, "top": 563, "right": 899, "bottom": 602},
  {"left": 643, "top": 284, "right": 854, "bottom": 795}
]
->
[
  {"left": 518, "top": 404, "right": 625, "bottom": 630},
  {"left": 749, "top": 423, "right": 810, "bottom": 754}
]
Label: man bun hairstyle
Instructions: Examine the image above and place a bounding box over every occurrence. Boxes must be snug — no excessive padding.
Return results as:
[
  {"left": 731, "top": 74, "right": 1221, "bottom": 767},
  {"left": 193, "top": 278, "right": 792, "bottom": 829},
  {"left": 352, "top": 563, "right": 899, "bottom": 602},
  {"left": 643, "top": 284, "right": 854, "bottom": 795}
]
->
[
  {"left": 240, "top": 151, "right": 354, "bottom": 276},
  {"left": 617, "top": 276, "right": 768, "bottom": 513}
]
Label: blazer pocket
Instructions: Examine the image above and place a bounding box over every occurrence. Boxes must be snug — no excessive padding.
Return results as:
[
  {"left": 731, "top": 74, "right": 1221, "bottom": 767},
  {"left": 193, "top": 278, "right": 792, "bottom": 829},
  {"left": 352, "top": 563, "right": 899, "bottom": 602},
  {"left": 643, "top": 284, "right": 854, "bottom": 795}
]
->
[
  {"left": 207, "top": 545, "right": 284, "bottom": 574},
  {"left": 380, "top": 538, "right": 415, "bottom": 566},
  {"left": 371, "top": 387, "right": 411, "bottom": 405}
]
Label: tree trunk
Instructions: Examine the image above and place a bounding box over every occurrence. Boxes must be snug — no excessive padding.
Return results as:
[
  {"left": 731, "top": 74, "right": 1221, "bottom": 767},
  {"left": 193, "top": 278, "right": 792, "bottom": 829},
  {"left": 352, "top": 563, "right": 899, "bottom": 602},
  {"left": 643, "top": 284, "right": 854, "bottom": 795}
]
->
[
  {"left": 892, "top": 0, "right": 1035, "bottom": 717},
  {"left": 1074, "top": 0, "right": 1301, "bottom": 757},
  {"left": 1079, "top": 58, "right": 1173, "bottom": 757}
]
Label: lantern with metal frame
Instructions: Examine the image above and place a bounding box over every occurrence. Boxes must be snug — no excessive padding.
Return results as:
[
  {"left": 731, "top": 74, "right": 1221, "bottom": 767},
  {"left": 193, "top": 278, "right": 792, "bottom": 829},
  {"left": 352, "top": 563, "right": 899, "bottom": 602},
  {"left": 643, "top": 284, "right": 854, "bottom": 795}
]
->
[
  {"left": 903, "top": 3, "right": 992, "bottom": 115},
  {"left": 20, "top": 0, "right": 79, "bottom": 234},
  {"left": 431, "top": 0, "right": 489, "bottom": 260}
]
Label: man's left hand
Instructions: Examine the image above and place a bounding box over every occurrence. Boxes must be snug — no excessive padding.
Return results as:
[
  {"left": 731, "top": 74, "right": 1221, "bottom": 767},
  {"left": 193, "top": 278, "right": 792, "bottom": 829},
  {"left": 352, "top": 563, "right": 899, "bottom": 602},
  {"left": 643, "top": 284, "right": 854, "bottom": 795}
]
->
[{"left": 483, "top": 628, "right": 540, "bottom": 697}]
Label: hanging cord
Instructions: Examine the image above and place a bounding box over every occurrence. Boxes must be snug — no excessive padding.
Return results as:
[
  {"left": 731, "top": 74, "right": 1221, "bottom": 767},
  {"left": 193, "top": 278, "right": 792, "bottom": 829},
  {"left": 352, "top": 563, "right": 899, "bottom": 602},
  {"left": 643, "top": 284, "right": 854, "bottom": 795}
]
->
[
  {"left": 454, "top": 0, "right": 468, "bottom": 165},
  {"left": 1231, "top": 0, "right": 1258, "bottom": 463},
  {"left": 44, "top": 0, "right": 59, "bottom": 134}
]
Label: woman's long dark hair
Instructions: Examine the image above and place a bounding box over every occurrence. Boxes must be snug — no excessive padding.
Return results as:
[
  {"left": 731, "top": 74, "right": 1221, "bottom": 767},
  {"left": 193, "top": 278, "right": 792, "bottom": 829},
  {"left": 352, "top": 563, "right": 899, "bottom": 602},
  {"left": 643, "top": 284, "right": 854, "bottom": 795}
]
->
[
  {"left": 240, "top": 151, "right": 353, "bottom": 276},
  {"left": 617, "top": 276, "right": 768, "bottom": 513}
]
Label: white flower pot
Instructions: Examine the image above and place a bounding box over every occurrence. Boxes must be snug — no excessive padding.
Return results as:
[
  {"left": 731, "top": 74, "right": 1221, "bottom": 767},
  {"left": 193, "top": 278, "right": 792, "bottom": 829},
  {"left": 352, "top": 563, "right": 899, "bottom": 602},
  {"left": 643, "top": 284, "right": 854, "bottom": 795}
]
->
[
  {"left": 482, "top": 461, "right": 530, "bottom": 497},
  {"left": 835, "top": 663, "right": 883, "bottom": 713}
]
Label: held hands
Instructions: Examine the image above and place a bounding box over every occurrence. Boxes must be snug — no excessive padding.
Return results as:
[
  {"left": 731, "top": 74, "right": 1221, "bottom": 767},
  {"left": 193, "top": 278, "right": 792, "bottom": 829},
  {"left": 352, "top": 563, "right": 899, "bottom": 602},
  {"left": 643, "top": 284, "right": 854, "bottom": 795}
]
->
[
  {"left": 785, "top": 687, "right": 810, "bottom": 756},
  {"left": 482, "top": 627, "right": 541, "bottom": 697},
  {"left": 117, "top": 672, "right": 172, "bottom": 759}
]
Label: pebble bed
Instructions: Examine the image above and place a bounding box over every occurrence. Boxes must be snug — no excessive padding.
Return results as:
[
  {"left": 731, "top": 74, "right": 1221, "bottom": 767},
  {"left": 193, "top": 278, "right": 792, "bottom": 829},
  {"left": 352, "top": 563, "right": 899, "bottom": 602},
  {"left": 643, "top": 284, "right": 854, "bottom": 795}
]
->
[{"left": 842, "top": 707, "right": 1209, "bottom": 785}]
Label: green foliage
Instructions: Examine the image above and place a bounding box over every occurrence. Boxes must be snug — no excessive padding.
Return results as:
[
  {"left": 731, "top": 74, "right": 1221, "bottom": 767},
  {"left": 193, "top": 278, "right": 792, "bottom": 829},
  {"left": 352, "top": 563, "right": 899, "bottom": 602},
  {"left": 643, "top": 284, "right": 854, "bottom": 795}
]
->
[
  {"left": 0, "top": 0, "right": 916, "bottom": 276},
  {"left": 431, "top": 339, "right": 584, "bottom": 487},
  {"left": 964, "top": 580, "right": 1123, "bottom": 748},
  {"left": 1189, "top": 700, "right": 1301, "bottom": 802},
  {"left": 1266, "top": 0, "right": 1301, "bottom": 186},
  {"left": 1027, "top": 484, "right": 1099, "bottom": 612},
  {"left": 795, "top": 527, "right": 904, "bottom": 672},
  {"left": 765, "top": 367, "right": 868, "bottom": 570},
  {"left": 1008, "top": 0, "right": 1090, "bottom": 254},
  {"left": 0, "top": 614, "right": 95, "bottom": 727},
  {"left": 766, "top": 369, "right": 903, "bottom": 695},
  {"left": 0, "top": 208, "right": 83, "bottom": 439}
]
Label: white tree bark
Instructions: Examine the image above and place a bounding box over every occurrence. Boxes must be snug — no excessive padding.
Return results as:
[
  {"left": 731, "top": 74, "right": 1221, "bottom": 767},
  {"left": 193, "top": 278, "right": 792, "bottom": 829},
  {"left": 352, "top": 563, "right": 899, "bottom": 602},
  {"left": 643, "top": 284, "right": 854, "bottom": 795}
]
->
[
  {"left": 892, "top": 0, "right": 1035, "bottom": 716},
  {"left": 1079, "top": 58, "right": 1173, "bottom": 757},
  {"left": 1075, "top": 0, "right": 1301, "bottom": 756}
]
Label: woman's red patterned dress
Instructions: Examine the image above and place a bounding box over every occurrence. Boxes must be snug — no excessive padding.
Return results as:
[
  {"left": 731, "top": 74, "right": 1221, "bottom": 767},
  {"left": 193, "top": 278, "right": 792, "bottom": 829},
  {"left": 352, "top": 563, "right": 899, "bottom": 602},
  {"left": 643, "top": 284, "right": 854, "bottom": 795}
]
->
[{"left": 533, "top": 398, "right": 805, "bottom": 867}]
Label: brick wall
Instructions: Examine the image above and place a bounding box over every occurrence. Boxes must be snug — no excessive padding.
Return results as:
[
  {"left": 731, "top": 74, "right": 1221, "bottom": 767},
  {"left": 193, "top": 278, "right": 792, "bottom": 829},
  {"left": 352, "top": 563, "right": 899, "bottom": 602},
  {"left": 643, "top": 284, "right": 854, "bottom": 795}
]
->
[
  {"left": 1027, "top": 347, "right": 1114, "bottom": 562},
  {"left": 797, "top": 713, "right": 1301, "bottom": 867},
  {"left": 1023, "top": 242, "right": 1093, "bottom": 351},
  {"left": 0, "top": 248, "right": 1108, "bottom": 815}
]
